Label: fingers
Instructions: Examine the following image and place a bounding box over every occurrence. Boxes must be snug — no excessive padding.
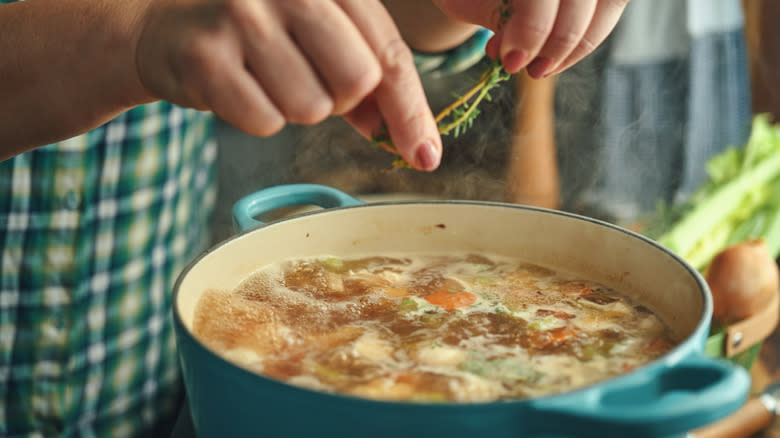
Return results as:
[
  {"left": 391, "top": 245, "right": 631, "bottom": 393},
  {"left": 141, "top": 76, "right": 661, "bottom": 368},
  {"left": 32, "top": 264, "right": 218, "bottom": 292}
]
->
[
  {"left": 139, "top": 0, "right": 442, "bottom": 171},
  {"left": 137, "top": 5, "right": 287, "bottom": 137},
  {"left": 202, "top": 61, "right": 286, "bottom": 137},
  {"left": 248, "top": 0, "right": 441, "bottom": 170},
  {"left": 281, "top": 1, "right": 382, "bottom": 116},
  {"left": 434, "top": 0, "right": 627, "bottom": 77},
  {"left": 526, "top": 0, "right": 597, "bottom": 78},
  {"left": 501, "top": 0, "right": 627, "bottom": 76},
  {"left": 338, "top": 0, "right": 442, "bottom": 171},
  {"left": 549, "top": 0, "right": 629, "bottom": 75},
  {"left": 238, "top": 1, "right": 333, "bottom": 126},
  {"left": 499, "top": 0, "right": 560, "bottom": 73},
  {"left": 434, "top": 0, "right": 563, "bottom": 73}
]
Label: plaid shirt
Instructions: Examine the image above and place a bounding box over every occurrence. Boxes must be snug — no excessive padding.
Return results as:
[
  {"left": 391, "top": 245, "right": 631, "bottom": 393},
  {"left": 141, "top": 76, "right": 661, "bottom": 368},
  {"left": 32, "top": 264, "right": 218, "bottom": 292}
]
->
[{"left": 0, "top": 99, "right": 217, "bottom": 437}]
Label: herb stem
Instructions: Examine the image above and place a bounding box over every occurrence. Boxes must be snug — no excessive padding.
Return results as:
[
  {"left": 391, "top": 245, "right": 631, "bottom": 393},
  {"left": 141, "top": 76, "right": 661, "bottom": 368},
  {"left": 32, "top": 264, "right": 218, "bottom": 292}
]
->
[
  {"left": 434, "top": 68, "right": 493, "bottom": 124},
  {"left": 436, "top": 62, "right": 505, "bottom": 136}
]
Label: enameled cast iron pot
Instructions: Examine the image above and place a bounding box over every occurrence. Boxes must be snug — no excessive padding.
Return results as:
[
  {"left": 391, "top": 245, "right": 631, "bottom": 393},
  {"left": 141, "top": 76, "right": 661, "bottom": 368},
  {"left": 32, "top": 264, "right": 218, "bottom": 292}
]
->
[{"left": 173, "top": 184, "right": 751, "bottom": 438}]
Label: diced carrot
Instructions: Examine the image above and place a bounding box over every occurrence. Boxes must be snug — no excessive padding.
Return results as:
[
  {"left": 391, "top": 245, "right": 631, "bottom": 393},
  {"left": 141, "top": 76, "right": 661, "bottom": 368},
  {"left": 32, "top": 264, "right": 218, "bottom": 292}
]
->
[
  {"left": 425, "top": 290, "right": 478, "bottom": 310},
  {"left": 395, "top": 373, "right": 418, "bottom": 384},
  {"left": 528, "top": 326, "right": 579, "bottom": 350},
  {"left": 547, "top": 327, "right": 578, "bottom": 345}
]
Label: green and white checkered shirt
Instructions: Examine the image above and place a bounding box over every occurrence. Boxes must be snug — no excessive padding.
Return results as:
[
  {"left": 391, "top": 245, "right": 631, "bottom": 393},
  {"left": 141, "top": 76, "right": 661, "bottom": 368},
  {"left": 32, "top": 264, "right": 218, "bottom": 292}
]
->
[{"left": 0, "top": 99, "right": 217, "bottom": 437}]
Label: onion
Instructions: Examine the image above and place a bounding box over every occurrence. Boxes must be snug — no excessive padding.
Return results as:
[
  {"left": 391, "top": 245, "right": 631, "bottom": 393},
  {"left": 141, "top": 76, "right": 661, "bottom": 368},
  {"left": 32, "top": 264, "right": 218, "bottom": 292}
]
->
[{"left": 706, "top": 238, "right": 779, "bottom": 325}]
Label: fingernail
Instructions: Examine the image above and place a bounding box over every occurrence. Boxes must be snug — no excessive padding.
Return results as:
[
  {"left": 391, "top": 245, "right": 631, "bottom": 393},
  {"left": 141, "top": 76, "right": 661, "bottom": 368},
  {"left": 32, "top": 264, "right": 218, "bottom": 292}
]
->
[
  {"left": 502, "top": 49, "right": 530, "bottom": 74},
  {"left": 415, "top": 139, "right": 440, "bottom": 171},
  {"left": 526, "top": 57, "right": 554, "bottom": 79}
]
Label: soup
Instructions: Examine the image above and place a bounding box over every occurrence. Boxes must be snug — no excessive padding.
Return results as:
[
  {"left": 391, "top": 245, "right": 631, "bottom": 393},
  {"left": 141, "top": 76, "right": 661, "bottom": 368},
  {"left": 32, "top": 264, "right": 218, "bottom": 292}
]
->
[{"left": 192, "top": 253, "right": 677, "bottom": 402}]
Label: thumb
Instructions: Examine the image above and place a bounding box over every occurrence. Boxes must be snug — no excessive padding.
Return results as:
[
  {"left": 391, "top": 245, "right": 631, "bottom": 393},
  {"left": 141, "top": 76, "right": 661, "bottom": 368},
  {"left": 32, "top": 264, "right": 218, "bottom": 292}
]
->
[{"left": 432, "top": 0, "right": 505, "bottom": 31}]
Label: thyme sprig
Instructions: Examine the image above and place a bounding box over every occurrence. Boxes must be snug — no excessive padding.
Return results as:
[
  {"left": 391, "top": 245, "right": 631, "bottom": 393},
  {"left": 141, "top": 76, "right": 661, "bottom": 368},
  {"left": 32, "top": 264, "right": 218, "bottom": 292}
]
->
[
  {"left": 436, "top": 59, "right": 511, "bottom": 138},
  {"left": 371, "top": 59, "right": 511, "bottom": 169}
]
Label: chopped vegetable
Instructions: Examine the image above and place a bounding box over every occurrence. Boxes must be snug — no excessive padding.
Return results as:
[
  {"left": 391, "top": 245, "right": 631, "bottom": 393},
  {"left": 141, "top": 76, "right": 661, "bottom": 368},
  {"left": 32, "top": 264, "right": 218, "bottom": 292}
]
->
[
  {"left": 425, "top": 290, "right": 478, "bottom": 310},
  {"left": 527, "top": 326, "right": 579, "bottom": 350},
  {"left": 399, "top": 297, "right": 419, "bottom": 312},
  {"left": 528, "top": 315, "right": 562, "bottom": 331},
  {"left": 320, "top": 257, "right": 345, "bottom": 272},
  {"left": 578, "top": 340, "right": 616, "bottom": 361},
  {"left": 706, "top": 239, "right": 779, "bottom": 325},
  {"left": 458, "top": 356, "right": 543, "bottom": 382}
]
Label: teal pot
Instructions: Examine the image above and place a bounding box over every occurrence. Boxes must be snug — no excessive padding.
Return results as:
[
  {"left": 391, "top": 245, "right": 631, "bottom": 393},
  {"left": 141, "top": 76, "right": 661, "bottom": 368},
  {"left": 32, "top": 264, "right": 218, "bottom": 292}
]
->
[{"left": 173, "top": 184, "right": 750, "bottom": 438}]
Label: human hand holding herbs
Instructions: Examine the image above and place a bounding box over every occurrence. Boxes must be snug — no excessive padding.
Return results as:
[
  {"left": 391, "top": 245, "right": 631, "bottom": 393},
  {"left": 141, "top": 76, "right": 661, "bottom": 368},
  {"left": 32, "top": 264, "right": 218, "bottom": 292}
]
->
[
  {"left": 371, "top": 57, "right": 511, "bottom": 169},
  {"left": 132, "top": 0, "right": 626, "bottom": 173},
  {"left": 371, "top": 0, "right": 629, "bottom": 170}
]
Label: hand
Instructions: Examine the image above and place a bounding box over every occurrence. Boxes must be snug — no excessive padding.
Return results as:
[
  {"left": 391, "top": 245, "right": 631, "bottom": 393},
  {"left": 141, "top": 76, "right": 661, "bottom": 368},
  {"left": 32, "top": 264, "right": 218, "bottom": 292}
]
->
[
  {"left": 135, "top": 0, "right": 442, "bottom": 171},
  {"left": 433, "top": 0, "right": 629, "bottom": 78}
]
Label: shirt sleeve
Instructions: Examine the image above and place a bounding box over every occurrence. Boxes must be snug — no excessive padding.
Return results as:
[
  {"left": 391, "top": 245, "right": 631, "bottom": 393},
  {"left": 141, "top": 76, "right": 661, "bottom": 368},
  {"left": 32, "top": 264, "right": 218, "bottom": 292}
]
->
[{"left": 413, "top": 28, "right": 492, "bottom": 75}]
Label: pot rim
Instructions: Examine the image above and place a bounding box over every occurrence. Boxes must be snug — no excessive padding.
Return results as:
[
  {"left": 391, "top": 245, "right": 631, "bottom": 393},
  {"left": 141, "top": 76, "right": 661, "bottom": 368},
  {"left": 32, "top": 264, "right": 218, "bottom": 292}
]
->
[{"left": 172, "top": 199, "right": 714, "bottom": 407}]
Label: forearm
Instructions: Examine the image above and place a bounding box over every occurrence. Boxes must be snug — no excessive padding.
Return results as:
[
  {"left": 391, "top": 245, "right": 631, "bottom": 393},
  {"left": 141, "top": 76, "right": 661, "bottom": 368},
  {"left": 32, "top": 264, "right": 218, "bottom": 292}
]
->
[
  {"left": 382, "top": 0, "right": 479, "bottom": 53},
  {"left": 0, "top": 0, "right": 153, "bottom": 159}
]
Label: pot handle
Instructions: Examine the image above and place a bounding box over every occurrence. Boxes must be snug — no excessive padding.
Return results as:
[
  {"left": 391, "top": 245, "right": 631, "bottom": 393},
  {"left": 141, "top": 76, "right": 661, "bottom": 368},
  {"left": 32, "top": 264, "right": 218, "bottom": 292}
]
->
[
  {"left": 530, "top": 352, "right": 751, "bottom": 437},
  {"left": 232, "top": 184, "right": 364, "bottom": 231}
]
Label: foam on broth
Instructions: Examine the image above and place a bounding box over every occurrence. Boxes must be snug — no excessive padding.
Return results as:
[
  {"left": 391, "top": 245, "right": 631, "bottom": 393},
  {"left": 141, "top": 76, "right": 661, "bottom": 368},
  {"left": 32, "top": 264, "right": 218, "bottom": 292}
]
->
[{"left": 192, "top": 252, "right": 678, "bottom": 402}]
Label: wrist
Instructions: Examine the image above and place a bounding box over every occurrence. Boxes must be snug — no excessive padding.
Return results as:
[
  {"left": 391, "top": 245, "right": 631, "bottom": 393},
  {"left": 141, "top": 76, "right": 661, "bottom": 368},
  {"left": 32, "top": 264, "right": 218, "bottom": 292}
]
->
[{"left": 116, "top": 0, "right": 158, "bottom": 107}]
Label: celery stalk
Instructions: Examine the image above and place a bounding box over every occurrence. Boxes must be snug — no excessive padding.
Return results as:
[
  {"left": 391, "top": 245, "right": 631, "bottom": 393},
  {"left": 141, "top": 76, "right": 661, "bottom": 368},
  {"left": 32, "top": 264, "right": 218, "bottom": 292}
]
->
[{"left": 655, "top": 115, "right": 780, "bottom": 271}]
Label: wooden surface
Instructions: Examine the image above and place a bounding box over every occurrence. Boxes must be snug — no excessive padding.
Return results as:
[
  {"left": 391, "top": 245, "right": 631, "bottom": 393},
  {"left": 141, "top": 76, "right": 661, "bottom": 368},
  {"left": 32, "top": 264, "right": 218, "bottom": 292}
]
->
[{"left": 748, "top": 325, "right": 780, "bottom": 437}]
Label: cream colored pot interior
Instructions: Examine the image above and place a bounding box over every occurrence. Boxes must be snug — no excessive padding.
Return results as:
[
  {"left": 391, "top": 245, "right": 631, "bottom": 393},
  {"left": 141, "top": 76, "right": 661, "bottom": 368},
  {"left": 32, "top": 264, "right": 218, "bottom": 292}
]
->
[{"left": 177, "top": 203, "right": 705, "bottom": 341}]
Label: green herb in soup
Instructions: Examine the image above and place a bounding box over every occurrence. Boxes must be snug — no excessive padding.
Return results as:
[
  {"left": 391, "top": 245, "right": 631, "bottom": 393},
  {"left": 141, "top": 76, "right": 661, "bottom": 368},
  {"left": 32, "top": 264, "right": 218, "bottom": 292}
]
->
[{"left": 192, "top": 253, "right": 678, "bottom": 402}]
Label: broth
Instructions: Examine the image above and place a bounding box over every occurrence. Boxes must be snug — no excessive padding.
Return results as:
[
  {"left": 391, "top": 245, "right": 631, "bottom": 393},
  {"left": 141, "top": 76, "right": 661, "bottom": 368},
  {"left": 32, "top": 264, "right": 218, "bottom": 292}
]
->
[{"left": 192, "top": 253, "right": 677, "bottom": 402}]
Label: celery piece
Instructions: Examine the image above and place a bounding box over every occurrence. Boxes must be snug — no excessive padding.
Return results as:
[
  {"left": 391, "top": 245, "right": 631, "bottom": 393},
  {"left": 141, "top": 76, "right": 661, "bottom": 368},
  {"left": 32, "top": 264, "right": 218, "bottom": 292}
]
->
[
  {"left": 399, "top": 297, "right": 418, "bottom": 312},
  {"left": 528, "top": 315, "right": 560, "bottom": 331},
  {"left": 656, "top": 116, "right": 780, "bottom": 270},
  {"left": 320, "top": 257, "right": 345, "bottom": 272}
]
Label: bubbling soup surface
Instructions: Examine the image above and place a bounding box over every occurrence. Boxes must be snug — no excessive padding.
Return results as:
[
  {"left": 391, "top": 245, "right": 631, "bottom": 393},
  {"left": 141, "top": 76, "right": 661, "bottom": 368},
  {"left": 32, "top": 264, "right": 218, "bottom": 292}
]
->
[{"left": 192, "top": 253, "right": 677, "bottom": 402}]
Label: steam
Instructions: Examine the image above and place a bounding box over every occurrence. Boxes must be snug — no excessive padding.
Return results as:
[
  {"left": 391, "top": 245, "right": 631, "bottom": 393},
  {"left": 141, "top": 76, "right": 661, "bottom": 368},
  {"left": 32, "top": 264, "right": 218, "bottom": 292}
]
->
[{"left": 551, "top": 42, "right": 611, "bottom": 217}]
